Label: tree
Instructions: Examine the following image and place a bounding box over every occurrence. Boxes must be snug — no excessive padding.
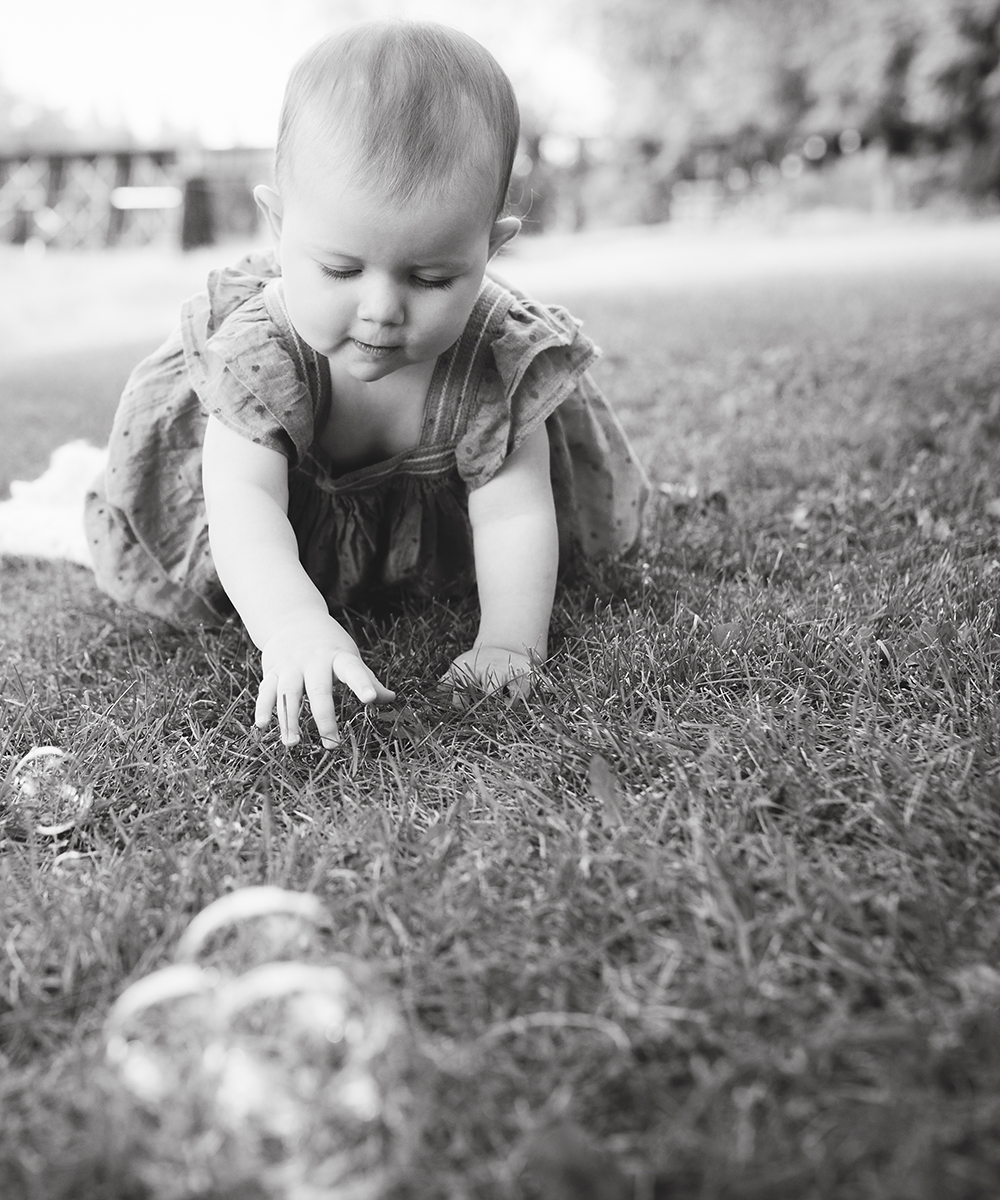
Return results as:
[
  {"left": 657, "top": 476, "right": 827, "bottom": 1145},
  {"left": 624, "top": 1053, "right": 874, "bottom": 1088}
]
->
[
  {"left": 922, "top": 0, "right": 1000, "bottom": 192},
  {"left": 586, "top": 0, "right": 1000, "bottom": 194}
]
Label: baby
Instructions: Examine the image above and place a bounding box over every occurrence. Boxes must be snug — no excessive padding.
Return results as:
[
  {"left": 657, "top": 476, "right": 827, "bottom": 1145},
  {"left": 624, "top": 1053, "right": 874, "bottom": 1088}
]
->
[{"left": 85, "top": 20, "right": 648, "bottom": 748}]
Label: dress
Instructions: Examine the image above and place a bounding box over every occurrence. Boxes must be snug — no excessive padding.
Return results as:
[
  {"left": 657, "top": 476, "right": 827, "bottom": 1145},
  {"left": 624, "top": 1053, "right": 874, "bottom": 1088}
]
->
[{"left": 84, "top": 249, "right": 649, "bottom": 628}]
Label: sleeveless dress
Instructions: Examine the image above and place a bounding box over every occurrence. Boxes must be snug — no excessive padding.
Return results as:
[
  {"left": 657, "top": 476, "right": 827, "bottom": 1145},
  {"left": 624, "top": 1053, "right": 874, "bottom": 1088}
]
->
[{"left": 84, "top": 250, "right": 649, "bottom": 629}]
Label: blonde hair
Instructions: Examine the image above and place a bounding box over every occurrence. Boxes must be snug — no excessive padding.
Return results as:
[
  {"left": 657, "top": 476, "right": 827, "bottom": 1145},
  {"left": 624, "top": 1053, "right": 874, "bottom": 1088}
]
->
[{"left": 276, "top": 20, "right": 520, "bottom": 220}]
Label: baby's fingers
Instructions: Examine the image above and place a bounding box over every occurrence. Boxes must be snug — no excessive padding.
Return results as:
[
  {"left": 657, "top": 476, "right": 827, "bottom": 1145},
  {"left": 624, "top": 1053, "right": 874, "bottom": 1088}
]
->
[
  {"left": 332, "top": 650, "right": 396, "bottom": 706},
  {"left": 265, "top": 675, "right": 304, "bottom": 746},
  {"left": 278, "top": 691, "right": 302, "bottom": 745},
  {"left": 255, "top": 671, "right": 278, "bottom": 730},
  {"left": 303, "top": 664, "right": 339, "bottom": 750},
  {"left": 256, "top": 671, "right": 306, "bottom": 745}
]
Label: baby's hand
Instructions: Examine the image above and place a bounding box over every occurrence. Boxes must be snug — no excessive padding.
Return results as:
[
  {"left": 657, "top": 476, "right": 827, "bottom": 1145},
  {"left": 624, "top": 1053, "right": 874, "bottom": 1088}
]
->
[
  {"left": 441, "top": 645, "right": 537, "bottom": 706},
  {"left": 256, "top": 613, "right": 395, "bottom": 748}
]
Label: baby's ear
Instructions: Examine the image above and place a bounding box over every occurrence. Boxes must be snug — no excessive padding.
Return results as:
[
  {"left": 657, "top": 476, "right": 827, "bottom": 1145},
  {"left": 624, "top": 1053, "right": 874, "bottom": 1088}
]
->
[
  {"left": 488, "top": 215, "right": 521, "bottom": 259},
  {"left": 253, "top": 185, "right": 284, "bottom": 243}
]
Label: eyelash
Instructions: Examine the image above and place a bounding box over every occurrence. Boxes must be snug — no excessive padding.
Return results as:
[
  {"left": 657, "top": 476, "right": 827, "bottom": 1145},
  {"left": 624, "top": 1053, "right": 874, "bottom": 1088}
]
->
[{"left": 318, "top": 265, "right": 454, "bottom": 290}]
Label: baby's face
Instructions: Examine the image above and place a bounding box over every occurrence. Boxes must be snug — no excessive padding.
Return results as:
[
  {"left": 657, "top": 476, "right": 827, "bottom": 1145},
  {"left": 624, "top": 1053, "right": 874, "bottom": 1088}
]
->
[{"left": 261, "top": 155, "right": 512, "bottom": 383}]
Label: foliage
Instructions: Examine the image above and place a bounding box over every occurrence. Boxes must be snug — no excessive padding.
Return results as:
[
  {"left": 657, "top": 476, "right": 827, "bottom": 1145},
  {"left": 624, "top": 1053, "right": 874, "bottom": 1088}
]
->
[
  {"left": 4, "top": 242, "right": 1000, "bottom": 1194},
  {"left": 588, "top": 0, "right": 1000, "bottom": 194}
]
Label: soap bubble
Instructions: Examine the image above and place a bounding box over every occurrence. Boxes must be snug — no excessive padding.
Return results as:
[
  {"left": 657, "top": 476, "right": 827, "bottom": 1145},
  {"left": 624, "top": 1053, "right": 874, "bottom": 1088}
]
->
[{"left": 105, "top": 888, "right": 416, "bottom": 1200}]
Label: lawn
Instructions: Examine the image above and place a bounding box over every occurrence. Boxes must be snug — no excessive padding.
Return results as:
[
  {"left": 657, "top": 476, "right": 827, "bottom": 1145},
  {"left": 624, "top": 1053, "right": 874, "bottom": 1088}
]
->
[{"left": 4, "top": 228, "right": 1000, "bottom": 1198}]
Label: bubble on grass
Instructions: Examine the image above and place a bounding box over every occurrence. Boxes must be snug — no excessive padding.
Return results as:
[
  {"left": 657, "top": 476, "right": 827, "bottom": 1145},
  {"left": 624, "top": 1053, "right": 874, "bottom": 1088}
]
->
[
  {"left": 175, "top": 885, "right": 334, "bottom": 975},
  {"left": 105, "top": 888, "right": 416, "bottom": 1200},
  {"left": 2, "top": 746, "right": 93, "bottom": 837},
  {"left": 113, "top": 1040, "right": 175, "bottom": 1106},
  {"left": 212, "top": 1044, "right": 274, "bottom": 1127},
  {"left": 52, "top": 849, "right": 95, "bottom": 877}
]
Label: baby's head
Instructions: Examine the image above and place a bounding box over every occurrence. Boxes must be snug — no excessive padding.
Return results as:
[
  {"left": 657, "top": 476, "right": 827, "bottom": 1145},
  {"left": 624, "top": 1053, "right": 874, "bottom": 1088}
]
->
[
  {"left": 256, "top": 21, "right": 522, "bottom": 378},
  {"left": 275, "top": 20, "right": 519, "bottom": 223}
]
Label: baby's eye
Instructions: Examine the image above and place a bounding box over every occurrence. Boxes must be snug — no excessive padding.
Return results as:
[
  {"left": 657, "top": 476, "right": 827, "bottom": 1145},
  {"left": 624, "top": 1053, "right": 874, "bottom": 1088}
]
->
[
  {"left": 412, "top": 275, "right": 454, "bottom": 290},
  {"left": 319, "top": 264, "right": 359, "bottom": 280}
]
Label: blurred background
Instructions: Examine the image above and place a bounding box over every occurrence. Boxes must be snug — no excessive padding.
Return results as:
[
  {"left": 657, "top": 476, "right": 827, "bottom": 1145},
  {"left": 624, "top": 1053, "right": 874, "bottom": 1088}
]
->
[
  {"left": 3, "top": 0, "right": 1000, "bottom": 253},
  {"left": 4, "top": 0, "right": 1000, "bottom": 499}
]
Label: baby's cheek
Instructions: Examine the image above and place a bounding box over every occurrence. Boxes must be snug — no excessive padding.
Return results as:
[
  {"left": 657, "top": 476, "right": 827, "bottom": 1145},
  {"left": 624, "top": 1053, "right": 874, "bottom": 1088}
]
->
[
  {"left": 302, "top": 298, "right": 345, "bottom": 348},
  {"left": 436, "top": 292, "right": 479, "bottom": 345}
]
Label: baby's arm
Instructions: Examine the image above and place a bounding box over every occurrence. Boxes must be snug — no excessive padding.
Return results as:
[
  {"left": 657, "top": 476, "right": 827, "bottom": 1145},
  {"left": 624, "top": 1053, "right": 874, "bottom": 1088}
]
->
[
  {"left": 202, "top": 416, "right": 394, "bottom": 747},
  {"left": 445, "top": 423, "right": 558, "bottom": 698}
]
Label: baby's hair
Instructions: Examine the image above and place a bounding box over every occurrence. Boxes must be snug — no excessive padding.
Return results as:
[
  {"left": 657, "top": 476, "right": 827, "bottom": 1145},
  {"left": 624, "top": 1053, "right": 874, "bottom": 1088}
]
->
[{"left": 275, "top": 20, "right": 520, "bottom": 220}]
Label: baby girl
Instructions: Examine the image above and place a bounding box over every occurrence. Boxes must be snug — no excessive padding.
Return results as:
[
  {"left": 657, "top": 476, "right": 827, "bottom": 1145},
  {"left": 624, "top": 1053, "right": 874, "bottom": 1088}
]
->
[{"left": 85, "top": 20, "right": 648, "bottom": 748}]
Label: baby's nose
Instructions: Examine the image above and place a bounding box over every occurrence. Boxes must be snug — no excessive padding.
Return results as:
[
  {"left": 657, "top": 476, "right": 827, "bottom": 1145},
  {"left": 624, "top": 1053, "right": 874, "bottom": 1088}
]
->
[{"left": 357, "top": 276, "right": 404, "bottom": 326}]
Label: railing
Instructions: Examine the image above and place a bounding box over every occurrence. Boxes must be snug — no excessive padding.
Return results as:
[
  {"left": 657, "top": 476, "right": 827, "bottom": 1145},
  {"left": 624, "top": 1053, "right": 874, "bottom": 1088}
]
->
[{"left": 0, "top": 148, "right": 271, "bottom": 250}]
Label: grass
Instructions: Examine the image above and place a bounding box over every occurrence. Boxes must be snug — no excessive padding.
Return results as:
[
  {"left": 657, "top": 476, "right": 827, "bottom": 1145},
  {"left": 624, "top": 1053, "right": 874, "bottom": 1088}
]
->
[
  {"left": 4, "top": 249, "right": 1000, "bottom": 1197},
  {"left": 0, "top": 238, "right": 252, "bottom": 494},
  {"left": 0, "top": 341, "right": 158, "bottom": 494}
]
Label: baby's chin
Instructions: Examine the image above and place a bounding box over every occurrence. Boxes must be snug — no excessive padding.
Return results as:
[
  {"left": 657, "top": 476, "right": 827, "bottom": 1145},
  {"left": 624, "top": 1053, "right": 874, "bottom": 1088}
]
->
[
  {"left": 294, "top": 333, "right": 398, "bottom": 375},
  {"left": 340, "top": 357, "right": 404, "bottom": 383},
  {"left": 329, "top": 342, "right": 418, "bottom": 382}
]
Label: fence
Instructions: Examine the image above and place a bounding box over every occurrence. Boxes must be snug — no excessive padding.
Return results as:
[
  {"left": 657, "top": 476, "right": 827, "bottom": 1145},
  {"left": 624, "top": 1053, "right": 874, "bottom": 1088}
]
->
[
  {"left": 0, "top": 135, "right": 901, "bottom": 249},
  {"left": 0, "top": 148, "right": 272, "bottom": 250}
]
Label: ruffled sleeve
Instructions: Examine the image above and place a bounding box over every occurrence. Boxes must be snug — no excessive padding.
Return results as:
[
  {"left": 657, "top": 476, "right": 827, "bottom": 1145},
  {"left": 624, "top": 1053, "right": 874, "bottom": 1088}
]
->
[
  {"left": 448, "top": 279, "right": 648, "bottom": 560},
  {"left": 180, "top": 268, "right": 322, "bottom": 467},
  {"left": 455, "top": 290, "right": 600, "bottom": 490}
]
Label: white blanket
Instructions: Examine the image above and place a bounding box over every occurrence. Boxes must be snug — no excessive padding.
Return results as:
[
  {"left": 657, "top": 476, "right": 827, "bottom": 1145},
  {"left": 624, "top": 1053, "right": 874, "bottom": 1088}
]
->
[{"left": 0, "top": 441, "right": 108, "bottom": 567}]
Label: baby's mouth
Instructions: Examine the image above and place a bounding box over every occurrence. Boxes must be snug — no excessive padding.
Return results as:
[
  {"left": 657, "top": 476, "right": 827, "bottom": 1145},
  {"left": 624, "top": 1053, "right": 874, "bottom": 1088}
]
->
[{"left": 351, "top": 338, "right": 399, "bottom": 357}]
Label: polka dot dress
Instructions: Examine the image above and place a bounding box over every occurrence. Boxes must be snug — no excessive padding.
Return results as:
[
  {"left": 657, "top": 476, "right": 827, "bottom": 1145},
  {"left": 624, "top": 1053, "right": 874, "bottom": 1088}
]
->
[{"left": 84, "top": 251, "right": 649, "bottom": 628}]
